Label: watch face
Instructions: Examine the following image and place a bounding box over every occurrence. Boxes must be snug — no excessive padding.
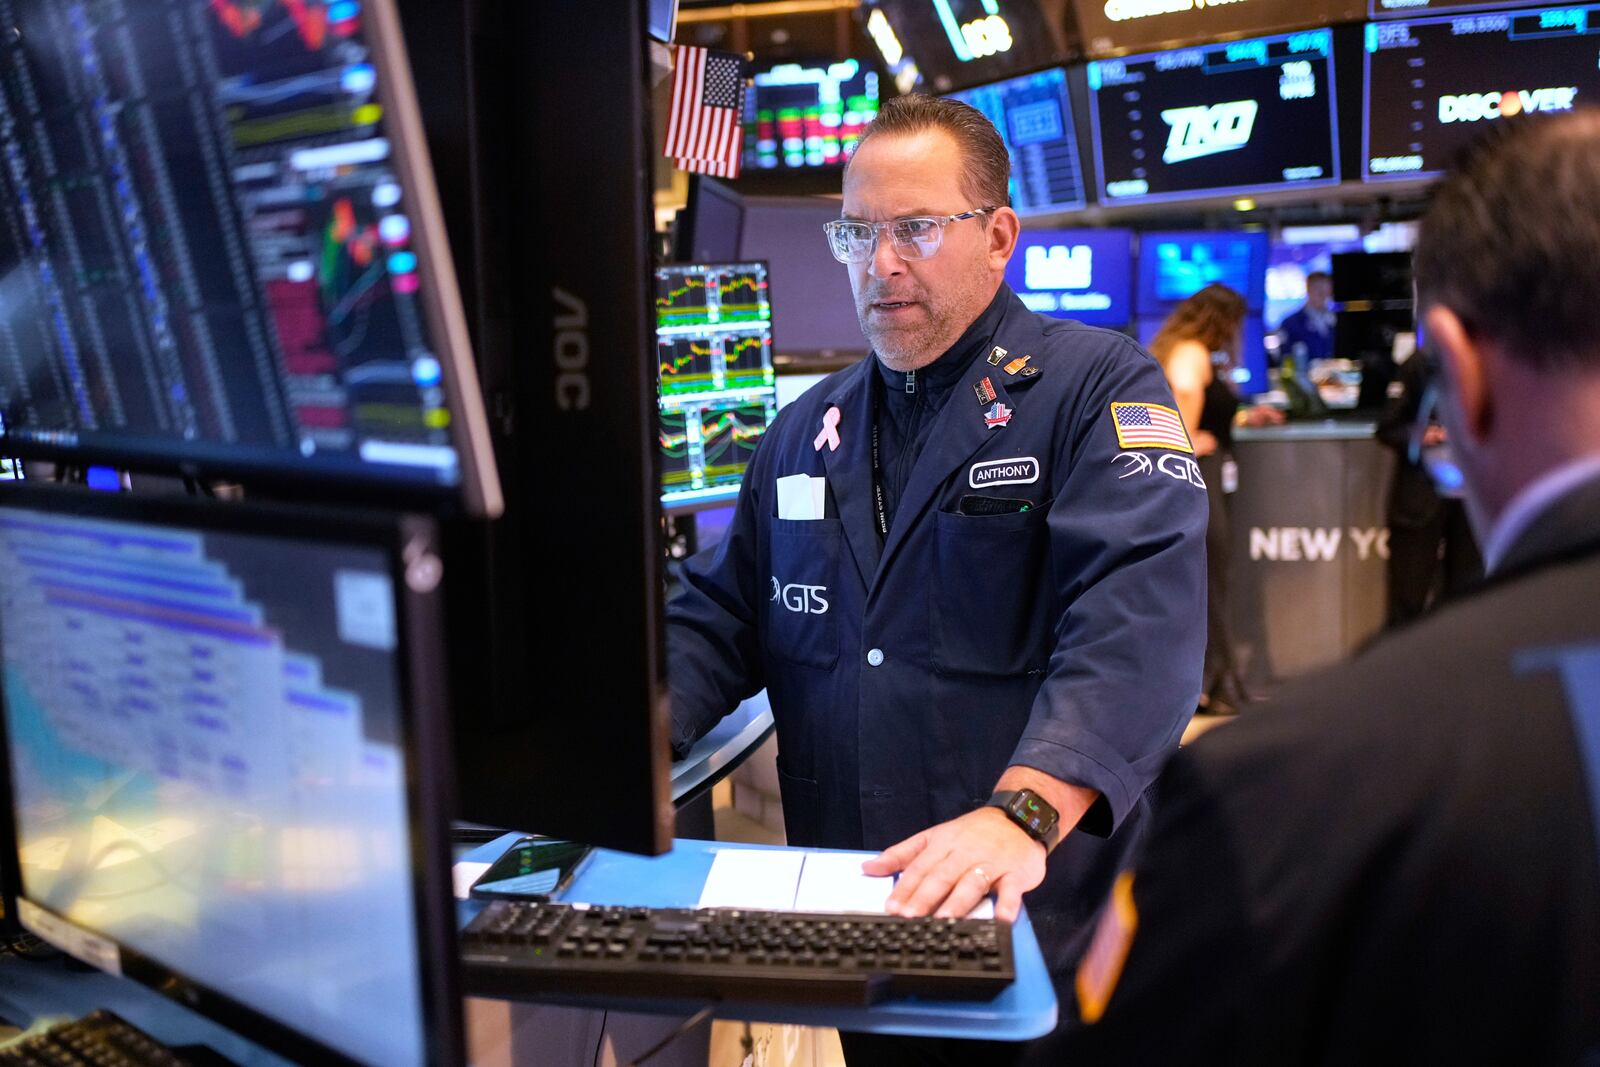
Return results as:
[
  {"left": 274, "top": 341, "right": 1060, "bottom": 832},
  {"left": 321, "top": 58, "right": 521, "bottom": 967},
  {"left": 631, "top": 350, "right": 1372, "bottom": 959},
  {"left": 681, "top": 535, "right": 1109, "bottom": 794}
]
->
[{"left": 1012, "top": 791, "right": 1059, "bottom": 836}]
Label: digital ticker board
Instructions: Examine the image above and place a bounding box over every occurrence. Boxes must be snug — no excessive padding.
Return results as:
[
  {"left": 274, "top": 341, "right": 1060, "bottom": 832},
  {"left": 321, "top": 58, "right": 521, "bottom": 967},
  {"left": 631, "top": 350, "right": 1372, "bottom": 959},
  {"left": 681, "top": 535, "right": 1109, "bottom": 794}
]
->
[
  {"left": 1364, "top": 6, "right": 1598, "bottom": 181},
  {"left": 1088, "top": 29, "right": 1341, "bottom": 206}
]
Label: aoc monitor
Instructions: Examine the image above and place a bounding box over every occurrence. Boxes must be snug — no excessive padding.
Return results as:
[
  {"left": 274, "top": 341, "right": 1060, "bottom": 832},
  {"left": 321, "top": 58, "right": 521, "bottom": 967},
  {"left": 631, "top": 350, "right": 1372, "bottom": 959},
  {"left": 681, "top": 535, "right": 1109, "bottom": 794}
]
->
[
  {"left": 1362, "top": 6, "right": 1598, "bottom": 182},
  {"left": 1005, "top": 229, "right": 1134, "bottom": 327},
  {"left": 1136, "top": 230, "right": 1270, "bottom": 313},
  {"left": 744, "top": 60, "right": 880, "bottom": 171},
  {"left": 945, "top": 66, "right": 1090, "bottom": 216},
  {"left": 1087, "top": 29, "right": 1342, "bottom": 207},
  {"left": 0, "top": 484, "right": 462, "bottom": 1067},
  {"left": 656, "top": 262, "right": 779, "bottom": 511},
  {"left": 0, "top": 0, "right": 500, "bottom": 515}
]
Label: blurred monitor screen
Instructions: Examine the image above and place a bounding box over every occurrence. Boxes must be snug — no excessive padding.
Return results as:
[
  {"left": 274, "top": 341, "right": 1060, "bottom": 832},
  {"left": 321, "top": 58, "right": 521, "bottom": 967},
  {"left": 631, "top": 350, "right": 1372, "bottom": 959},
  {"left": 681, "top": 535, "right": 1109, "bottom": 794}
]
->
[
  {"left": 860, "top": 0, "right": 1073, "bottom": 93},
  {"left": 1005, "top": 229, "right": 1133, "bottom": 327},
  {"left": 1074, "top": 0, "right": 1362, "bottom": 58},
  {"left": 655, "top": 263, "right": 778, "bottom": 510},
  {"left": 946, "top": 67, "right": 1088, "bottom": 215},
  {"left": 1363, "top": 6, "right": 1597, "bottom": 181},
  {"left": 0, "top": 0, "right": 499, "bottom": 514},
  {"left": 681, "top": 179, "right": 745, "bottom": 264},
  {"left": 738, "top": 198, "right": 865, "bottom": 358},
  {"left": 0, "top": 489, "right": 457, "bottom": 1067},
  {"left": 1088, "top": 29, "right": 1341, "bottom": 206},
  {"left": 1369, "top": 0, "right": 1546, "bottom": 16},
  {"left": 1136, "top": 230, "right": 1269, "bottom": 312},
  {"left": 744, "top": 60, "right": 879, "bottom": 170}
]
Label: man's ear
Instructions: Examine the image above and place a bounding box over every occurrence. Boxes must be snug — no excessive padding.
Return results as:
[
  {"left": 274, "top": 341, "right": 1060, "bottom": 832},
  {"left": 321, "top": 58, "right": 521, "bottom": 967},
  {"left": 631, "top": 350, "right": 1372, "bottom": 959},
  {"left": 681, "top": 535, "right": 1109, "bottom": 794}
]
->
[
  {"left": 988, "top": 206, "right": 1020, "bottom": 271},
  {"left": 1424, "top": 305, "right": 1493, "bottom": 445}
]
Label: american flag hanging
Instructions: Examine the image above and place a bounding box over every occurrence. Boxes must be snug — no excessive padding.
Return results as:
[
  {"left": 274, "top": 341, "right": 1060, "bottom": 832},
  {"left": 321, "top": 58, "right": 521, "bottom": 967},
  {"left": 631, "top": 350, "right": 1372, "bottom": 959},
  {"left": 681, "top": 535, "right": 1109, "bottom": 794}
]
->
[{"left": 664, "top": 45, "right": 745, "bottom": 179}]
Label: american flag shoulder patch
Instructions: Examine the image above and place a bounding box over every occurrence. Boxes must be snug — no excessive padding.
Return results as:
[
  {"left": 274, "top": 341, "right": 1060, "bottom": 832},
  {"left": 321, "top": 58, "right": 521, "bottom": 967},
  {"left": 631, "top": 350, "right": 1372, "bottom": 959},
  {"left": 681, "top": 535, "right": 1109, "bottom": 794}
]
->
[
  {"left": 1075, "top": 871, "right": 1140, "bottom": 1025},
  {"left": 1110, "top": 401, "right": 1193, "bottom": 454}
]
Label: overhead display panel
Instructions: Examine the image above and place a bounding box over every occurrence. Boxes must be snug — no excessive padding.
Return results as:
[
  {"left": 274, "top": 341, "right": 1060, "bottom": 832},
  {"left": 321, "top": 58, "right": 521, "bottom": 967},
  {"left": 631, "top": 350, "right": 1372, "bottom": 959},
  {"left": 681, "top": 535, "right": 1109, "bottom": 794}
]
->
[
  {"left": 1088, "top": 29, "right": 1341, "bottom": 206},
  {"left": 859, "top": 0, "right": 1074, "bottom": 92},
  {"left": 1006, "top": 229, "right": 1133, "bottom": 326},
  {"left": 946, "top": 68, "right": 1089, "bottom": 215},
  {"left": 1364, "top": 7, "right": 1598, "bottom": 181},
  {"left": 1369, "top": 0, "right": 1548, "bottom": 17},
  {"left": 744, "top": 60, "right": 880, "bottom": 171},
  {"left": 1073, "top": 0, "right": 1363, "bottom": 58}
]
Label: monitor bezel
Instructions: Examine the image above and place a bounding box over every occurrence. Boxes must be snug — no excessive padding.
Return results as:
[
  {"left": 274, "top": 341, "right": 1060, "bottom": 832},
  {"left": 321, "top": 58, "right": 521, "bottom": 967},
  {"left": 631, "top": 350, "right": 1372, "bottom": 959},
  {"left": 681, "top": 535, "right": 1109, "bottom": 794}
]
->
[
  {"left": 942, "top": 62, "right": 1092, "bottom": 216},
  {"left": 654, "top": 260, "right": 778, "bottom": 513},
  {"left": 0, "top": 0, "right": 503, "bottom": 519},
  {"left": 0, "top": 483, "right": 464, "bottom": 1067},
  {"left": 1086, "top": 28, "right": 1344, "bottom": 208}
]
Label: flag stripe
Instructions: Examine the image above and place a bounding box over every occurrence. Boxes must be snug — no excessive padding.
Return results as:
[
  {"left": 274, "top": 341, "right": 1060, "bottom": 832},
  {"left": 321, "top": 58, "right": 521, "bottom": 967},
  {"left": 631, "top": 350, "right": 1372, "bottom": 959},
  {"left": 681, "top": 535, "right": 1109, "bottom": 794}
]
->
[{"left": 663, "top": 45, "right": 744, "bottom": 178}]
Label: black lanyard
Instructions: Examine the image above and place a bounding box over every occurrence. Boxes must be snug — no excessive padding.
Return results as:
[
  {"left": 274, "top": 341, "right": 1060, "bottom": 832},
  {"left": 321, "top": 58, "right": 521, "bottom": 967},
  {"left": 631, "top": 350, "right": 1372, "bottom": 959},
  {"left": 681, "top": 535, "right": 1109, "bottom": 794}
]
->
[{"left": 871, "top": 404, "right": 889, "bottom": 542}]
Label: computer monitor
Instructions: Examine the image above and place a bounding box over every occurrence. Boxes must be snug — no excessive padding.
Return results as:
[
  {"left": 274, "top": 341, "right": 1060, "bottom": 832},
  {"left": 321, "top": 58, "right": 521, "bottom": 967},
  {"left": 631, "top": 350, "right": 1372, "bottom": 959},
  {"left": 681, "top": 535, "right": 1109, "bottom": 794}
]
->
[
  {"left": 738, "top": 197, "right": 866, "bottom": 358},
  {"left": 744, "top": 60, "right": 880, "bottom": 171},
  {"left": 0, "top": 0, "right": 500, "bottom": 516},
  {"left": 1087, "top": 29, "right": 1342, "bottom": 207},
  {"left": 677, "top": 178, "right": 746, "bottom": 265},
  {"left": 858, "top": 0, "right": 1074, "bottom": 94},
  {"left": 0, "top": 484, "right": 462, "bottom": 1067},
  {"left": 1005, "top": 229, "right": 1133, "bottom": 328},
  {"left": 1368, "top": 0, "right": 1545, "bottom": 16},
  {"left": 1362, "top": 6, "right": 1597, "bottom": 182},
  {"left": 1136, "top": 231, "right": 1270, "bottom": 313},
  {"left": 945, "top": 67, "right": 1089, "bottom": 216},
  {"left": 1073, "top": 0, "right": 1361, "bottom": 57},
  {"left": 656, "top": 263, "right": 779, "bottom": 511}
]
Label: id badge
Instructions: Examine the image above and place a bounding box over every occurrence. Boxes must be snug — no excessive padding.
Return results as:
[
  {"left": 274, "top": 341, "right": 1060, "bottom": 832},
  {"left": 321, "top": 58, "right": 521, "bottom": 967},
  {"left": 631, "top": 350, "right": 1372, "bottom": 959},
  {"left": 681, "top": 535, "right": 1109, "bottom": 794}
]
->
[{"left": 1221, "top": 458, "right": 1239, "bottom": 495}]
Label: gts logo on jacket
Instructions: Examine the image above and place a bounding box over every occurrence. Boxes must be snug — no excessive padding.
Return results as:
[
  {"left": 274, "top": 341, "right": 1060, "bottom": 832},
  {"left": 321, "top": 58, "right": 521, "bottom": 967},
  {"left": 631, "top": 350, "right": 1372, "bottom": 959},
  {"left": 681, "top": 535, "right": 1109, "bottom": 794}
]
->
[{"left": 770, "top": 578, "right": 830, "bottom": 614}]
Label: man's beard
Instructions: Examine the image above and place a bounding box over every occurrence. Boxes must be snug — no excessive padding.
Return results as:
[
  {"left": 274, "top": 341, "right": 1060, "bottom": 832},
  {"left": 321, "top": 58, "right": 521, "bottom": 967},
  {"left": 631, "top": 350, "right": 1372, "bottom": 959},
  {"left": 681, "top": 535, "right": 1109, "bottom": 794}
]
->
[{"left": 855, "top": 282, "right": 967, "bottom": 371}]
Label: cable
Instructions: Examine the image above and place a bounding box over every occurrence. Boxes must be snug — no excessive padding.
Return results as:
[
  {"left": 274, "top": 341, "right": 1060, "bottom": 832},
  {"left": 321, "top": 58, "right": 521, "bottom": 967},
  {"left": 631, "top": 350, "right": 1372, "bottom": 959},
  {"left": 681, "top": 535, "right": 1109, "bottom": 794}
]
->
[
  {"left": 591, "top": 1009, "right": 609, "bottom": 1067},
  {"left": 619, "top": 1002, "right": 717, "bottom": 1067}
]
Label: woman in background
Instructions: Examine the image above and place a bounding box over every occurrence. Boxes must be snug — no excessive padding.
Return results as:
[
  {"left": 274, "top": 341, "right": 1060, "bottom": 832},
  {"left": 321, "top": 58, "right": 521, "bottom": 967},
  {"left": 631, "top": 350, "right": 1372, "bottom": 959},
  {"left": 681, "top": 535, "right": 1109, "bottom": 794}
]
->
[{"left": 1148, "top": 283, "right": 1282, "bottom": 714}]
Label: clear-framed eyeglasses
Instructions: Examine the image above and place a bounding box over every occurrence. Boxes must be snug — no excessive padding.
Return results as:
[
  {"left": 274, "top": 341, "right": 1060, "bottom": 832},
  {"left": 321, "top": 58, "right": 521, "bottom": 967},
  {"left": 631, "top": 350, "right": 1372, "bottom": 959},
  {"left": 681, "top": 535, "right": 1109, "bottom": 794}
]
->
[{"left": 822, "top": 208, "right": 996, "bottom": 264}]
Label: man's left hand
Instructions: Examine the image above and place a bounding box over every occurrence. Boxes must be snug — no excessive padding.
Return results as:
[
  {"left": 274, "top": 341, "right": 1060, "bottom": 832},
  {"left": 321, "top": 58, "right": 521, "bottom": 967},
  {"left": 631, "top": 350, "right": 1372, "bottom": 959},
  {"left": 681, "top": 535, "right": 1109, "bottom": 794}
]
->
[{"left": 861, "top": 807, "right": 1046, "bottom": 923}]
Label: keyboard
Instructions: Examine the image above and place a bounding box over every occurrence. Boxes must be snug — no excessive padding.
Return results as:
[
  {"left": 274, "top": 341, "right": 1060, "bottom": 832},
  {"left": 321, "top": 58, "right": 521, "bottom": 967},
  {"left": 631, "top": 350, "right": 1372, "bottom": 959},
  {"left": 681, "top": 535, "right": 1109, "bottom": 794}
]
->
[
  {"left": 0, "top": 1009, "right": 215, "bottom": 1066},
  {"left": 461, "top": 901, "right": 1015, "bottom": 1006}
]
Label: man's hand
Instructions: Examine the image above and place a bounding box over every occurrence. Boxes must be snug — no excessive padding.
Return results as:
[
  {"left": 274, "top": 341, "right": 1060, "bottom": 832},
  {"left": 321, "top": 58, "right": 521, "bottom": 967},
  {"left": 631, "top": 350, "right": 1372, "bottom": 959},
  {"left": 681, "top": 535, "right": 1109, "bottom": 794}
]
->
[{"left": 862, "top": 807, "right": 1045, "bottom": 922}]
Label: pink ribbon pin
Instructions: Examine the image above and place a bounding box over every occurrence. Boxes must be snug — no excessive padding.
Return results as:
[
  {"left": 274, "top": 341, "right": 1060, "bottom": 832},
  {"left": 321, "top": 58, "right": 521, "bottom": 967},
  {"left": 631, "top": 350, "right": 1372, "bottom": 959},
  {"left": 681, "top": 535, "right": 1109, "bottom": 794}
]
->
[{"left": 814, "top": 406, "right": 842, "bottom": 452}]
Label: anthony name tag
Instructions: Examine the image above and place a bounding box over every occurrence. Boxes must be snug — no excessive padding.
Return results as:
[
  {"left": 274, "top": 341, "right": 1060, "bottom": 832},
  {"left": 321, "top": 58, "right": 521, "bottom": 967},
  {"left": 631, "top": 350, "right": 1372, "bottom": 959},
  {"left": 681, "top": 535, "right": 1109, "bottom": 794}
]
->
[{"left": 969, "top": 457, "right": 1040, "bottom": 489}]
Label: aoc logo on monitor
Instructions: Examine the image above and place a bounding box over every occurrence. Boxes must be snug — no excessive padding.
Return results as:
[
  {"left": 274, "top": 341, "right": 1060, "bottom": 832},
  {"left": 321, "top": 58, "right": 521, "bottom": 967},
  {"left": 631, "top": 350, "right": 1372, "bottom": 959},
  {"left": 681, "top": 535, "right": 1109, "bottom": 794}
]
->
[
  {"left": 1160, "top": 100, "right": 1258, "bottom": 164},
  {"left": 1437, "top": 87, "right": 1577, "bottom": 124}
]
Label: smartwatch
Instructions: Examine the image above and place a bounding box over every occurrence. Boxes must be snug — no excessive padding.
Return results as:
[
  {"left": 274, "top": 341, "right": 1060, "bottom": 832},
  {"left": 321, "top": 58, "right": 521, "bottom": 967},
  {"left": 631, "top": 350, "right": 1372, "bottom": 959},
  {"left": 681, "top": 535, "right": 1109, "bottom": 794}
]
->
[{"left": 987, "top": 789, "right": 1061, "bottom": 851}]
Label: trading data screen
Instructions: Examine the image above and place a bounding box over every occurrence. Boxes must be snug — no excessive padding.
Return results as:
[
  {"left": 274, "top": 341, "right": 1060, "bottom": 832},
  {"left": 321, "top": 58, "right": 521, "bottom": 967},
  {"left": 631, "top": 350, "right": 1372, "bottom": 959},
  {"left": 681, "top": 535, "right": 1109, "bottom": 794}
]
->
[
  {"left": 0, "top": 506, "right": 427, "bottom": 1067},
  {"left": 1005, "top": 229, "right": 1132, "bottom": 327},
  {"left": 1089, "top": 29, "right": 1341, "bottom": 206},
  {"left": 946, "top": 67, "right": 1087, "bottom": 215},
  {"left": 1364, "top": 7, "right": 1596, "bottom": 181},
  {"left": 744, "top": 60, "right": 879, "bottom": 170},
  {"left": 1369, "top": 0, "right": 1547, "bottom": 16},
  {"left": 0, "top": 0, "right": 479, "bottom": 496},
  {"left": 655, "top": 263, "right": 777, "bottom": 509},
  {"left": 1137, "top": 231, "right": 1270, "bottom": 312}
]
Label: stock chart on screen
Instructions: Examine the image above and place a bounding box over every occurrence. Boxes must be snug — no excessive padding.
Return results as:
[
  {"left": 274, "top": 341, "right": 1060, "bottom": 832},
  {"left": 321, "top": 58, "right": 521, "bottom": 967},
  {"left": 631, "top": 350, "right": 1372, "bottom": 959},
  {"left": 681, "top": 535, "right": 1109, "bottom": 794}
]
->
[
  {"left": 655, "top": 263, "right": 777, "bottom": 509},
  {"left": 0, "top": 0, "right": 497, "bottom": 511}
]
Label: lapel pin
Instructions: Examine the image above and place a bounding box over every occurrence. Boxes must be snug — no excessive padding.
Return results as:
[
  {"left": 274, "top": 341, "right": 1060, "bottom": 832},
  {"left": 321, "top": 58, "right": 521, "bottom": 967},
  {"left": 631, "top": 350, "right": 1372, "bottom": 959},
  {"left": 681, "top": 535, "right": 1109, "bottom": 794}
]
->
[
  {"left": 974, "top": 377, "right": 997, "bottom": 405},
  {"left": 1020, "top": 366, "right": 1039, "bottom": 378},
  {"left": 1004, "top": 354, "right": 1032, "bottom": 376},
  {"left": 983, "top": 402, "right": 1013, "bottom": 429},
  {"left": 987, "top": 346, "right": 1007, "bottom": 366},
  {"left": 813, "top": 406, "right": 841, "bottom": 452}
]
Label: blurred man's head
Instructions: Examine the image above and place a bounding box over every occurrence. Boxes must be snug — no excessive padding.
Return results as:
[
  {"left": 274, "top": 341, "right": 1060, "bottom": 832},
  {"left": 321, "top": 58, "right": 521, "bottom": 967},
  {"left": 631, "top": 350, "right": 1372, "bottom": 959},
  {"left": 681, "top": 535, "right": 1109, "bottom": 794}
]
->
[
  {"left": 1414, "top": 111, "right": 1600, "bottom": 541},
  {"left": 838, "top": 96, "right": 1019, "bottom": 371},
  {"left": 1305, "top": 272, "right": 1332, "bottom": 311}
]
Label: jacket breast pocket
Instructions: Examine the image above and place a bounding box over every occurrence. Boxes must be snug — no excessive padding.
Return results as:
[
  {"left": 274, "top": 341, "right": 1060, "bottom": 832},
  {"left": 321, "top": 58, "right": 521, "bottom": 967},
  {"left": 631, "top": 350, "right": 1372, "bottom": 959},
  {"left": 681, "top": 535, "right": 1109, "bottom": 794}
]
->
[
  {"left": 765, "top": 518, "right": 841, "bottom": 671},
  {"left": 931, "top": 503, "right": 1053, "bottom": 676}
]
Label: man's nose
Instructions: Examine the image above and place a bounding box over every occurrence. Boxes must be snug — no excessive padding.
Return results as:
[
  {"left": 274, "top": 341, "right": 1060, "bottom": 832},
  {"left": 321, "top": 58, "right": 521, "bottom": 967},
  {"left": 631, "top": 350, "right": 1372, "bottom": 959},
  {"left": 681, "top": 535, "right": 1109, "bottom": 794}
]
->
[{"left": 868, "top": 231, "right": 906, "bottom": 280}]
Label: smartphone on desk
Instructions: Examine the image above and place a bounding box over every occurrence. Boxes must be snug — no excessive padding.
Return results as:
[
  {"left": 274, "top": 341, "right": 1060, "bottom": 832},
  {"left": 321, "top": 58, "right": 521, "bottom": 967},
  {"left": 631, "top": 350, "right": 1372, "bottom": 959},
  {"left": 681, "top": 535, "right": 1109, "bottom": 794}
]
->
[{"left": 469, "top": 837, "right": 594, "bottom": 901}]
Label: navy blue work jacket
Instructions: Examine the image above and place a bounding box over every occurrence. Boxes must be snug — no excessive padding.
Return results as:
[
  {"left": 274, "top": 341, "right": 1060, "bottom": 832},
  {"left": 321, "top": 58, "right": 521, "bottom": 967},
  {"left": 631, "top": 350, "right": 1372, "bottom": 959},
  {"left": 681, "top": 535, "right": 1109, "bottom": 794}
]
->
[{"left": 668, "top": 288, "right": 1207, "bottom": 964}]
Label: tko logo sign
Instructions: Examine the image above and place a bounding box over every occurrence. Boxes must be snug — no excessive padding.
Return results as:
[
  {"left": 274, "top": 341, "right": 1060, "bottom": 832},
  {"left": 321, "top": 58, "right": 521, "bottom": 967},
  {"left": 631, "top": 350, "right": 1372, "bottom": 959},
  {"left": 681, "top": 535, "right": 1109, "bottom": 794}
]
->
[
  {"left": 1438, "top": 87, "right": 1577, "bottom": 124},
  {"left": 1161, "top": 100, "right": 1258, "bottom": 164}
]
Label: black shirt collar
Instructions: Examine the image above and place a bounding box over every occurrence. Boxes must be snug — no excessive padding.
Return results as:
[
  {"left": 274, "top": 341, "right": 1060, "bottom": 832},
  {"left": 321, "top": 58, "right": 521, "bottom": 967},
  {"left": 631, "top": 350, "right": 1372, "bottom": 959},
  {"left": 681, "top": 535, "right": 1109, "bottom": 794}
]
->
[{"left": 872, "top": 284, "right": 1010, "bottom": 397}]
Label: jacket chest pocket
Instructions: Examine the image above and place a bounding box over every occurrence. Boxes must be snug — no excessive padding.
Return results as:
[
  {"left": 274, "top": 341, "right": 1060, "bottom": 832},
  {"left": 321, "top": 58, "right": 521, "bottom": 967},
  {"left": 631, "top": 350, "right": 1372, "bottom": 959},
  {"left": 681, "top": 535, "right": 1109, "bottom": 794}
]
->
[
  {"left": 765, "top": 518, "right": 841, "bottom": 670},
  {"left": 930, "top": 504, "right": 1052, "bottom": 676}
]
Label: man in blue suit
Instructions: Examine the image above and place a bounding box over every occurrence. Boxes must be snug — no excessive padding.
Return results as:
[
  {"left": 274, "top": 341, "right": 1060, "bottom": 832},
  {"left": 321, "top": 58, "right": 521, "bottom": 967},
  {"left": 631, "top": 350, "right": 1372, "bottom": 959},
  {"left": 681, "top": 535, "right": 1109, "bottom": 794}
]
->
[
  {"left": 1277, "top": 269, "right": 1335, "bottom": 365},
  {"left": 667, "top": 95, "right": 1206, "bottom": 1064}
]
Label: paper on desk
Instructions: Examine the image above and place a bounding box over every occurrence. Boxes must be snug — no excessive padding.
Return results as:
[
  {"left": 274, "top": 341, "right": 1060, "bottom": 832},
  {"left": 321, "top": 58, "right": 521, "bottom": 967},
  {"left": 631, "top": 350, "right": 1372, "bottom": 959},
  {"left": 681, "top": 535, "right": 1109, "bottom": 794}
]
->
[
  {"left": 453, "top": 861, "right": 490, "bottom": 901},
  {"left": 697, "top": 849, "right": 996, "bottom": 919}
]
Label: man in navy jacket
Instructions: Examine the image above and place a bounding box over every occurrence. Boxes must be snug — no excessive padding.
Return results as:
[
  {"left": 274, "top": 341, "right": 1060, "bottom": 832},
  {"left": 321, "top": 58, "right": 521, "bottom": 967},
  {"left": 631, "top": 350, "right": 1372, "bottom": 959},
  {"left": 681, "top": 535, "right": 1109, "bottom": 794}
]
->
[{"left": 667, "top": 97, "right": 1206, "bottom": 1050}]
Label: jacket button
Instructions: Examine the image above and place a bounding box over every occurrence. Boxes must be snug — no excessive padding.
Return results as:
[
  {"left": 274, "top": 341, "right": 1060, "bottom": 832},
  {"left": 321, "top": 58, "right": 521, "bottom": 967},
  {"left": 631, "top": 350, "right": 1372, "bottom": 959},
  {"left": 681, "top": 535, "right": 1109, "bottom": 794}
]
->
[{"left": 866, "top": 648, "right": 885, "bottom": 667}]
